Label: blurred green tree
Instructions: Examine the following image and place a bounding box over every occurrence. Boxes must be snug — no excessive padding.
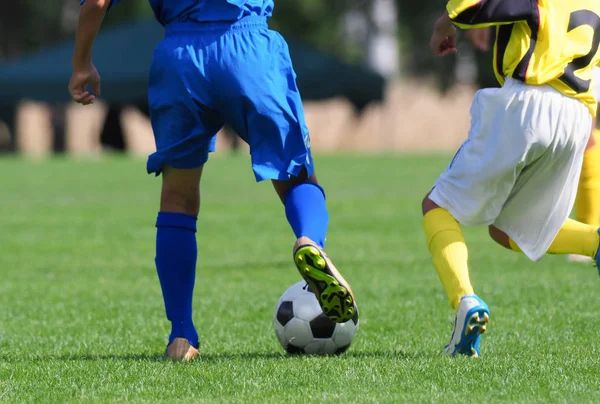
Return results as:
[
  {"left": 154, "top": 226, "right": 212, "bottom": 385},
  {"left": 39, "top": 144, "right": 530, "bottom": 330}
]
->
[
  {"left": 270, "top": 0, "right": 351, "bottom": 59},
  {"left": 0, "top": 0, "right": 355, "bottom": 62},
  {"left": 0, "top": 1, "right": 64, "bottom": 58},
  {"left": 394, "top": 0, "right": 499, "bottom": 91},
  {"left": 394, "top": 0, "right": 458, "bottom": 91},
  {"left": 0, "top": 0, "right": 153, "bottom": 59},
  {"left": 103, "top": 0, "right": 153, "bottom": 26}
]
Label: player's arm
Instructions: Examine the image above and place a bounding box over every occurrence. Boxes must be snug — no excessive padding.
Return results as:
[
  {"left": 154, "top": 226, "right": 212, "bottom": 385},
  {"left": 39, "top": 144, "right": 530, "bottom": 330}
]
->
[
  {"left": 447, "top": 0, "right": 535, "bottom": 29},
  {"left": 465, "top": 27, "right": 492, "bottom": 51},
  {"left": 430, "top": 10, "right": 458, "bottom": 56},
  {"left": 68, "top": 0, "right": 112, "bottom": 105},
  {"left": 72, "top": 0, "right": 111, "bottom": 72},
  {"left": 431, "top": 0, "right": 532, "bottom": 56}
]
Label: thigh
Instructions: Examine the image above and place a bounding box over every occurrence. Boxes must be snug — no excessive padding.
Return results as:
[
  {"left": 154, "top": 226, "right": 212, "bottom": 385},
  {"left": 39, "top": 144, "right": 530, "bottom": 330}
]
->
[
  {"left": 493, "top": 151, "right": 582, "bottom": 261},
  {"left": 147, "top": 38, "right": 223, "bottom": 175},
  {"left": 494, "top": 96, "right": 592, "bottom": 261},
  {"left": 214, "top": 29, "right": 313, "bottom": 182},
  {"left": 429, "top": 88, "right": 527, "bottom": 227}
]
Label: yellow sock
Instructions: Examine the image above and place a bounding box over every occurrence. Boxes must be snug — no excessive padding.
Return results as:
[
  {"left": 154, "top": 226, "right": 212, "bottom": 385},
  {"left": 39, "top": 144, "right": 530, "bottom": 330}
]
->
[
  {"left": 423, "top": 208, "right": 474, "bottom": 311},
  {"left": 574, "top": 129, "right": 600, "bottom": 226},
  {"left": 509, "top": 218, "right": 599, "bottom": 257}
]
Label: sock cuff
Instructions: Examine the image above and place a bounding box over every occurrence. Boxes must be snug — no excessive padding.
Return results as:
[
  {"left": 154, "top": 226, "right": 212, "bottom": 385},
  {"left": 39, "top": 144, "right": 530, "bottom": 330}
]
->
[
  {"left": 156, "top": 212, "right": 197, "bottom": 232},
  {"left": 283, "top": 182, "right": 326, "bottom": 205},
  {"left": 508, "top": 238, "right": 522, "bottom": 252}
]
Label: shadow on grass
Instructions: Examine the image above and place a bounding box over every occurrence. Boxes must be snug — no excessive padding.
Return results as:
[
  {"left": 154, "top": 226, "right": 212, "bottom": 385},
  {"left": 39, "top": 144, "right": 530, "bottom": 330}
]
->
[{"left": 1, "top": 349, "right": 420, "bottom": 363}]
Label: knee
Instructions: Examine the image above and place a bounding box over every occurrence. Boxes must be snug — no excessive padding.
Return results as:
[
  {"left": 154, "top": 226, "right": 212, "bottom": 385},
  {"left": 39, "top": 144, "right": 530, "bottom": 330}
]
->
[
  {"left": 489, "top": 225, "right": 512, "bottom": 249},
  {"left": 292, "top": 167, "right": 311, "bottom": 183},
  {"left": 422, "top": 192, "right": 439, "bottom": 215},
  {"left": 273, "top": 167, "right": 317, "bottom": 203},
  {"left": 161, "top": 184, "right": 200, "bottom": 216}
]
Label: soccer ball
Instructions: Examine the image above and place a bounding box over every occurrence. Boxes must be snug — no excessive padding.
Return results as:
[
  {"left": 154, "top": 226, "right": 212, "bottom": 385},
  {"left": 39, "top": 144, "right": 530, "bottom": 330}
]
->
[{"left": 273, "top": 281, "right": 359, "bottom": 355}]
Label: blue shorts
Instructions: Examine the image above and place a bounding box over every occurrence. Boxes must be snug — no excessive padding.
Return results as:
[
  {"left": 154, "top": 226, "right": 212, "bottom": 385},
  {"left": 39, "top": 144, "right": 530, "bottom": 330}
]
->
[{"left": 147, "top": 16, "right": 314, "bottom": 182}]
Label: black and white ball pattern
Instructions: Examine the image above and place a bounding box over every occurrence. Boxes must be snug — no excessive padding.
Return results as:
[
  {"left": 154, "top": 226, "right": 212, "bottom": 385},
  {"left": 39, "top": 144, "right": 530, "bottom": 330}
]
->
[{"left": 273, "top": 281, "right": 359, "bottom": 355}]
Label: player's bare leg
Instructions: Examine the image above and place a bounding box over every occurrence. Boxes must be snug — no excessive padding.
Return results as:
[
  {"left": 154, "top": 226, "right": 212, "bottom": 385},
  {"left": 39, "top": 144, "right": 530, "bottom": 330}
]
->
[
  {"left": 422, "top": 193, "right": 489, "bottom": 357},
  {"left": 156, "top": 166, "right": 203, "bottom": 361},
  {"left": 160, "top": 166, "right": 203, "bottom": 216},
  {"left": 489, "top": 222, "right": 600, "bottom": 271},
  {"left": 273, "top": 168, "right": 356, "bottom": 323}
]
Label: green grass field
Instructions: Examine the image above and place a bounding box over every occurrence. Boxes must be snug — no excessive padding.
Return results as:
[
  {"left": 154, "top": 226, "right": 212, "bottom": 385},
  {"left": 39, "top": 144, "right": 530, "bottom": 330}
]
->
[{"left": 1, "top": 153, "right": 600, "bottom": 403}]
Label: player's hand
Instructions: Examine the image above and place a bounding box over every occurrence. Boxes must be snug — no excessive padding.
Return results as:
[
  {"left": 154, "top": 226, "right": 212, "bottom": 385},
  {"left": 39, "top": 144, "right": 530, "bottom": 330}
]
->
[
  {"left": 465, "top": 27, "right": 491, "bottom": 51},
  {"left": 430, "top": 11, "right": 457, "bottom": 56},
  {"left": 68, "top": 64, "right": 101, "bottom": 106}
]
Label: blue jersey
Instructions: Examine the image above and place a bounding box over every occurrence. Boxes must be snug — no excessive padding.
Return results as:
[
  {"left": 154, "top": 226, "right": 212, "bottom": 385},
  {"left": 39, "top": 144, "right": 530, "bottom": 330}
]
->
[{"left": 107, "top": 0, "right": 273, "bottom": 25}]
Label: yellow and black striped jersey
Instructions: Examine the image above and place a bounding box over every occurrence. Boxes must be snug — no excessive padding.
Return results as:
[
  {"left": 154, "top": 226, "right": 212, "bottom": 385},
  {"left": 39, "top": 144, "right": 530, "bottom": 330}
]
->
[{"left": 447, "top": 0, "right": 600, "bottom": 116}]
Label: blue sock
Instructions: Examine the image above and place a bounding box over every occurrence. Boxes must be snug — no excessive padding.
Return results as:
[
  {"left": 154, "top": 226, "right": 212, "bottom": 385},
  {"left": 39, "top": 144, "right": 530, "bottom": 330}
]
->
[
  {"left": 155, "top": 212, "right": 199, "bottom": 347},
  {"left": 284, "top": 182, "right": 329, "bottom": 248}
]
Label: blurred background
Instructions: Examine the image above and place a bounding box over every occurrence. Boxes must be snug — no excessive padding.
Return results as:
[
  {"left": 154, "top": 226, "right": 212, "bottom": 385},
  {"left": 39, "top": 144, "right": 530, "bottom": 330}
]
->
[{"left": 0, "top": 0, "right": 499, "bottom": 158}]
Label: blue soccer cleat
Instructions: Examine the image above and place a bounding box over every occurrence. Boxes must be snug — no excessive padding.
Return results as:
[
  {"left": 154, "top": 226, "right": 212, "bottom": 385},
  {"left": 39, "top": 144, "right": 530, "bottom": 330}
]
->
[{"left": 443, "top": 294, "right": 490, "bottom": 358}]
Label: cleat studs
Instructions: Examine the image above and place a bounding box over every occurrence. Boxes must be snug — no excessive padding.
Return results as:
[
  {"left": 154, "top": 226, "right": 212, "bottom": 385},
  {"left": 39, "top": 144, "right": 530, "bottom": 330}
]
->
[
  {"left": 484, "top": 312, "right": 490, "bottom": 323},
  {"left": 466, "top": 325, "right": 473, "bottom": 335},
  {"left": 481, "top": 325, "right": 487, "bottom": 333}
]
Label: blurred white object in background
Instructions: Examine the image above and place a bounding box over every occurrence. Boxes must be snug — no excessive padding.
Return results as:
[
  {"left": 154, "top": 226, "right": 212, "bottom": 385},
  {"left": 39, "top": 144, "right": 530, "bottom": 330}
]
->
[
  {"left": 343, "top": 0, "right": 399, "bottom": 80},
  {"left": 368, "top": 0, "right": 399, "bottom": 79}
]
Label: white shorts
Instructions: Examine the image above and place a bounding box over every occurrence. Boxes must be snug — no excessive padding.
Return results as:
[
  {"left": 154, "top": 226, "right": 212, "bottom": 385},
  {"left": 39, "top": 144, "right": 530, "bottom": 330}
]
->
[
  {"left": 430, "top": 78, "right": 593, "bottom": 261},
  {"left": 594, "top": 66, "right": 600, "bottom": 103}
]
